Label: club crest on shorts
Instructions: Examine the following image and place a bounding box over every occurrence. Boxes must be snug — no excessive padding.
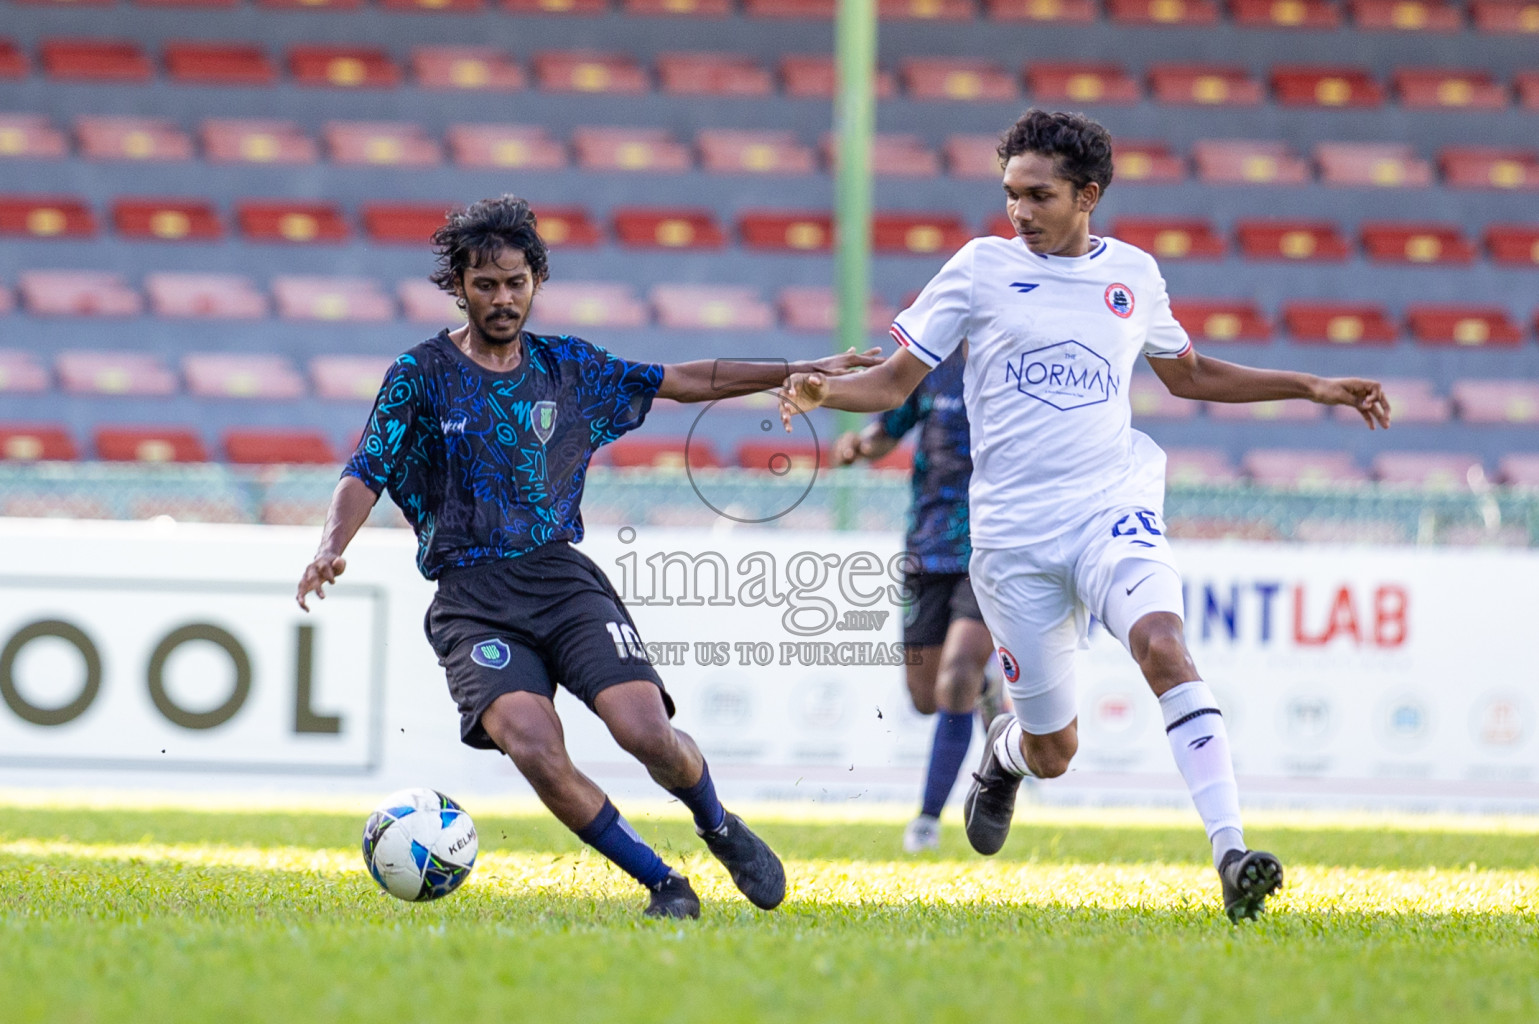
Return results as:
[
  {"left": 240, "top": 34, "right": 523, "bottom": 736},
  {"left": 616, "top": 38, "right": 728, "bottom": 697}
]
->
[
  {"left": 531, "top": 400, "right": 558, "bottom": 444},
  {"left": 997, "top": 646, "right": 1021, "bottom": 684},
  {"left": 1104, "top": 283, "right": 1134, "bottom": 318},
  {"left": 470, "top": 637, "right": 512, "bottom": 670}
]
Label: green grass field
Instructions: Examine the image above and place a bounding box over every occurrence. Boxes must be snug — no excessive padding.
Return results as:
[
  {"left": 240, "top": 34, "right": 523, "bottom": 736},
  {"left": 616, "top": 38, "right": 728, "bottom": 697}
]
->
[{"left": 1, "top": 797, "right": 1535, "bottom": 1023}]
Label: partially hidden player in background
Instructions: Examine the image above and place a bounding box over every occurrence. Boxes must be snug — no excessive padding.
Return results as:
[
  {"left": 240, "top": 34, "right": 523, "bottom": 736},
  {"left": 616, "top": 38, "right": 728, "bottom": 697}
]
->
[
  {"left": 832, "top": 348, "right": 999, "bottom": 854},
  {"left": 781, "top": 111, "right": 1391, "bottom": 921},
  {"left": 295, "top": 195, "right": 881, "bottom": 919}
]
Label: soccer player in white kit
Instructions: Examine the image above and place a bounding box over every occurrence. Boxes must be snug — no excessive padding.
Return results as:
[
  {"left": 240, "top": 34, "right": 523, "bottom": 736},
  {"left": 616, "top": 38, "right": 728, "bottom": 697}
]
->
[{"left": 781, "top": 110, "right": 1392, "bottom": 921}]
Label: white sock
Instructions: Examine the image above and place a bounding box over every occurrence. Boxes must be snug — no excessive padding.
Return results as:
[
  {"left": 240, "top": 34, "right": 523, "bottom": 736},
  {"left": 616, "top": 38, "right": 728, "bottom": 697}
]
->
[
  {"left": 992, "top": 718, "right": 1034, "bottom": 777},
  {"left": 1159, "top": 681, "right": 1246, "bottom": 870}
]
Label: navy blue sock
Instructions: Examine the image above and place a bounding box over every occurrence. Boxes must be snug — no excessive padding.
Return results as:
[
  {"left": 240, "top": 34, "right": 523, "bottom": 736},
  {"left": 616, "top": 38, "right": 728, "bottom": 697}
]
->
[
  {"left": 668, "top": 760, "right": 727, "bottom": 834},
  {"left": 574, "top": 799, "right": 672, "bottom": 889},
  {"left": 920, "top": 712, "right": 974, "bottom": 819}
]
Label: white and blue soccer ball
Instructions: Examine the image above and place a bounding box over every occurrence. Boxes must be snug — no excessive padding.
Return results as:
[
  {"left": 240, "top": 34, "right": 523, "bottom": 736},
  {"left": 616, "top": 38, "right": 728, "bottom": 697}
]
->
[{"left": 362, "top": 788, "right": 478, "bottom": 902}]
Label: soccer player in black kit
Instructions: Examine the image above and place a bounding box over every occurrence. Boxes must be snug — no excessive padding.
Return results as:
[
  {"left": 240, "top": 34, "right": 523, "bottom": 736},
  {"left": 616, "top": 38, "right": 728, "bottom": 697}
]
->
[{"left": 296, "top": 195, "right": 880, "bottom": 919}]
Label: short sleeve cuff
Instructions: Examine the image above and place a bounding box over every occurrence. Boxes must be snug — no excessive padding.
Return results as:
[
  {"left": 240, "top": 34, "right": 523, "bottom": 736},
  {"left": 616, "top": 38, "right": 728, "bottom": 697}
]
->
[
  {"left": 1145, "top": 339, "right": 1193, "bottom": 360},
  {"left": 889, "top": 320, "right": 943, "bottom": 368},
  {"left": 341, "top": 463, "right": 386, "bottom": 495}
]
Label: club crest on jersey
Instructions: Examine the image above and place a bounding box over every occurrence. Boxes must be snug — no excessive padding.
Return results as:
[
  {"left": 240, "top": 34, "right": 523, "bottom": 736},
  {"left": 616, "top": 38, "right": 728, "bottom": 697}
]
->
[
  {"left": 470, "top": 638, "right": 512, "bottom": 670},
  {"left": 997, "top": 647, "right": 1021, "bottom": 684},
  {"left": 1105, "top": 283, "right": 1134, "bottom": 318},
  {"left": 532, "top": 400, "right": 557, "bottom": 444}
]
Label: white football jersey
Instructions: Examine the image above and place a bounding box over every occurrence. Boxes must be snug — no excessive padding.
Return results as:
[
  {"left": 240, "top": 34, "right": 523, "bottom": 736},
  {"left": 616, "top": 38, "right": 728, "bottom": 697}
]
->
[{"left": 890, "top": 234, "right": 1191, "bottom": 548}]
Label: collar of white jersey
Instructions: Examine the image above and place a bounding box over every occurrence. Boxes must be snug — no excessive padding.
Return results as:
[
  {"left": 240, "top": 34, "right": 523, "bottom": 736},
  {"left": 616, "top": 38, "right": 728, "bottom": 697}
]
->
[{"left": 1015, "top": 234, "right": 1110, "bottom": 271}]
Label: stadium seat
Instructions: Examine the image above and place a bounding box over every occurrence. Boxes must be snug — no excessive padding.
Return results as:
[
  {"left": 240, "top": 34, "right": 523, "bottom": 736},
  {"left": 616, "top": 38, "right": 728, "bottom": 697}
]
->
[
  {"left": 532, "top": 206, "right": 602, "bottom": 247},
  {"left": 361, "top": 203, "right": 452, "bottom": 245},
  {"left": 57, "top": 351, "right": 175, "bottom": 395},
  {"left": 273, "top": 277, "right": 394, "bottom": 321},
  {"left": 135, "top": 0, "right": 242, "bottom": 7},
  {"left": 1372, "top": 452, "right": 1483, "bottom": 490},
  {"left": 605, "top": 436, "right": 720, "bottom": 471},
  {"left": 613, "top": 208, "right": 725, "bottom": 249},
  {"left": 1026, "top": 62, "right": 1142, "bottom": 104},
  {"left": 573, "top": 127, "right": 692, "bottom": 172},
  {"left": 779, "top": 55, "right": 897, "bottom": 99},
  {"left": 397, "top": 280, "right": 463, "bottom": 325},
  {"left": 0, "top": 114, "right": 68, "bottom": 158},
  {"left": 1109, "top": 217, "right": 1225, "bottom": 259},
  {"left": 289, "top": 46, "right": 401, "bottom": 89},
  {"left": 40, "top": 39, "right": 152, "bottom": 81},
  {"left": 183, "top": 354, "right": 306, "bottom": 399},
  {"left": 1129, "top": 376, "right": 1196, "bottom": 419},
  {"left": 76, "top": 117, "right": 193, "bottom": 162},
  {"left": 901, "top": 58, "right": 1017, "bottom": 101},
  {"left": 625, "top": 0, "right": 732, "bottom": 14},
  {"left": 871, "top": 213, "right": 971, "bottom": 254},
  {"left": 447, "top": 124, "right": 566, "bottom": 170},
  {"left": 1330, "top": 378, "right": 1447, "bottom": 424},
  {"left": 310, "top": 355, "right": 394, "bottom": 400},
  {"left": 202, "top": 119, "right": 318, "bottom": 165},
  {"left": 224, "top": 429, "right": 337, "bottom": 465},
  {"left": 504, "top": 0, "right": 608, "bottom": 12},
  {"left": 0, "top": 423, "right": 76, "bottom": 461},
  {"left": 164, "top": 43, "right": 277, "bottom": 86},
  {"left": 379, "top": 0, "right": 484, "bottom": 11},
  {"left": 532, "top": 51, "right": 649, "bottom": 94},
  {"left": 0, "top": 350, "right": 49, "bottom": 393},
  {"left": 1485, "top": 225, "right": 1539, "bottom": 266},
  {"left": 743, "top": 0, "right": 836, "bottom": 17},
  {"left": 1439, "top": 147, "right": 1539, "bottom": 190},
  {"left": 95, "top": 426, "right": 207, "bottom": 463},
  {"left": 1315, "top": 142, "right": 1434, "bottom": 187},
  {"left": 1106, "top": 0, "right": 1221, "bottom": 24},
  {"left": 825, "top": 133, "right": 940, "bottom": 177},
  {"left": 1451, "top": 380, "right": 1539, "bottom": 424},
  {"left": 945, "top": 135, "right": 1001, "bottom": 179},
  {"left": 412, "top": 47, "right": 524, "bottom": 91},
  {"left": 1192, "top": 140, "right": 1312, "bottom": 185},
  {"left": 1519, "top": 71, "right": 1539, "bottom": 109},
  {"left": 1209, "top": 399, "right": 1323, "bottom": 422},
  {"left": 698, "top": 130, "right": 817, "bottom": 175},
  {"left": 1283, "top": 302, "right": 1398, "bottom": 345},
  {"left": 879, "top": 0, "right": 975, "bottom": 18},
  {"left": 258, "top": 0, "right": 366, "bottom": 7},
  {"left": 983, "top": 0, "right": 1098, "bottom": 22},
  {"left": 776, "top": 286, "right": 896, "bottom": 332},
  {"left": 1230, "top": 0, "right": 1342, "bottom": 26},
  {"left": 0, "top": 283, "right": 9, "bottom": 315},
  {"left": 650, "top": 285, "right": 775, "bottom": 330},
  {"left": 112, "top": 199, "right": 222, "bottom": 242},
  {"left": 531, "top": 281, "right": 650, "bottom": 329},
  {"left": 1406, "top": 306, "right": 1523, "bottom": 347},
  {"left": 1271, "top": 66, "right": 1385, "bottom": 107},
  {"left": 985, "top": 213, "right": 1015, "bottom": 239},
  {"left": 656, "top": 53, "right": 773, "bottom": 96},
  {"left": 1163, "top": 447, "right": 1240, "bottom": 484},
  {"left": 1498, "top": 454, "right": 1539, "bottom": 487},
  {"left": 0, "top": 39, "right": 29, "bottom": 79},
  {"left": 1148, "top": 64, "right": 1264, "bottom": 106},
  {"left": 1168, "top": 299, "right": 1272, "bottom": 343},
  {"left": 1350, "top": 0, "right": 1463, "bottom": 32},
  {"left": 21, "top": 271, "right": 141, "bottom": 316},
  {"left": 1471, "top": 0, "right": 1539, "bottom": 33},
  {"left": 1242, "top": 449, "right": 1366, "bottom": 486},
  {"left": 1359, "top": 223, "right": 1475, "bottom": 264},
  {"left": 236, "top": 200, "right": 349, "bottom": 243},
  {"left": 0, "top": 196, "right": 95, "bottom": 238},
  {"left": 1393, "top": 69, "right": 1509, "bottom": 110},
  {"left": 738, "top": 211, "right": 834, "bottom": 251},
  {"left": 735, "top": 439, "right": 821, "bottom": 475},
  {"left": 146, "top": 273, "right": 269, "bottom": 318},
  {"left": 326, "top": 122, "right": 443, "bottom": 166},
  {"left": 1235, "top": 220, "right": 1350, "bottom": 261}
]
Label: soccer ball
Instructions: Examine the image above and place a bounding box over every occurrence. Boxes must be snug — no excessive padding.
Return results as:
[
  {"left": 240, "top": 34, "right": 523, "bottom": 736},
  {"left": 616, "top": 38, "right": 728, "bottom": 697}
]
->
[{"left": 362, "top": 788, "right": 478, "bottom": 902}]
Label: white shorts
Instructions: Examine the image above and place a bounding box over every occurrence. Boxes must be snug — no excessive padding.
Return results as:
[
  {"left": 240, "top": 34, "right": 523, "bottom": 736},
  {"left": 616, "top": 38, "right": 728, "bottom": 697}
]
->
[{"left": 969, "top": 505, "right": 1184, "bottom": 736}]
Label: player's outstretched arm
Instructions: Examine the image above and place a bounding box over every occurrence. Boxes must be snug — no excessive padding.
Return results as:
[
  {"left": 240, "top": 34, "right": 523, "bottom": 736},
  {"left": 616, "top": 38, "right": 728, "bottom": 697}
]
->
[
  {"left": 296, "top": 475, "right": 379, "bottom": 611},
  {"left": 780, "top": 349, "right": 933, "bottom": 429},
  {"left": 657, "top": 348, "right": 883, "bottom": 403},
  {"left": 833, "top": 422, "right": 901, "bottom": 466},
  {"left": 1148, "top": 350, "right": 1392, "bottom": 430}
]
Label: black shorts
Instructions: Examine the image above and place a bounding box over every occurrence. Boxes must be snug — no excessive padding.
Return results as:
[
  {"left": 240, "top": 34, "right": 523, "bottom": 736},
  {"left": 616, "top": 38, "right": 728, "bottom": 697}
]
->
[
  {"left": 425, "top": 543, "right": 671, "bottom": 750},
  {"left": 901, "top": 571, "right": 983, "bottom": 647}
]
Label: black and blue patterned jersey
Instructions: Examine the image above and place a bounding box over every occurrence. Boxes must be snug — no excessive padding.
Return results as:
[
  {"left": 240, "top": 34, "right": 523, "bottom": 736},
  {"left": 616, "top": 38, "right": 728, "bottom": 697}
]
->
[
  {"left": 878, "top": 348, "right": 972, "bottom": 575},
  {"left": 344, "top": 329, "right": 662, "bottom": 579}
]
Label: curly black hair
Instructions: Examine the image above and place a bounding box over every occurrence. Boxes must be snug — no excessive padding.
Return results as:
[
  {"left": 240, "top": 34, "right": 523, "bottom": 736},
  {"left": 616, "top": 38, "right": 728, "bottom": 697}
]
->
[
  {"left": 996, "top": 109, "right": 1115, "bottom": 195},
  {"left": 429, "top": 194, "right": 551, "bottom": 297}
]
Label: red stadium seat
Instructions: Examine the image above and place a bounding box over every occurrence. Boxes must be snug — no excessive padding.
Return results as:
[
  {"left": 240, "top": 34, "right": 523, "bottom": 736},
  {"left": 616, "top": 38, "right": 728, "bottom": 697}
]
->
[
  {"left": 625, "top": 0, "right": 732, "bottom": 13},
  {"left": 288, "top": 46, "right": 401, "bottom": 89},
  {"left": 1499, "top": 454, "right": 1539, "bottom": 487},
  {"left": 146, "top": 273, "right": 269, "bottom": 318},
  {"left": 310, "top": 355, "right": 394, "bottom": 401},
  {"left": 0, "top": 350, "right": 50, "bottom": 393},
  {"left": 362, "top": 203, "right": 452, "bottom": 245},
  {"left": 0, "top": 39, "right": 30, "bottom": 79},
  {"left": 1027, "top": 62, "right": 1142, "bottom": 105},
  {"left": 95, "top": 426, "right": 207, "bottom": 464},
  {"left": 258, "top": 0, "right": 365, "bottom": 7},
  {"left": 1163, "top": 447, "right": 1239, "bottom": 484},
  {"left": 738, "top": 211, "right": 834, "bottom": 251},
  {"left": 1242, "top": 449, "right": 1365, "bottom": 486},
  {"left": 825, "top": 133, "right": 940, "bottom": 177},
  {"left": 0, "top": 423, "right": 76, "bottom": 462},
  {"left": 135, "top": 0, "right": 241, "bottom": 7},
  {"left": 58, "top": 352, "right": 175, "bottom": 395},
  {"left": 736, "top": 439, "right": 821, "bottom": 473},
  {"left": 380, "top": 0, "right": 484, "bottom": 10},
  {"left": 606, "top": 436, "right": 720, "bottom": 471},
  {"left": 984, "top": 0, "right": 1097, "bottom": 21},
  {"left": 613, "top": 208, "right": 725, "bottom": 249},
  {"left": 1359, "top": 222, "right": 1475, "bottom": 264},
  {"left": 532, "top": 206, "right": 602, "bottom": 247},
  {"left": 22, "top": 271, "right": 141, "bottom": 316},
  {"left": 1350, "top": 0, "right": 1462, "bottom": 31},
  {"left": 184, "top": 354, "right": 305, "bottom": 399},
  {"left": 326, "top": 122, "right": 443, "bottom": 167},
  {"left": 0, "top": 114, "right": 68, "bottom": 159},
  {"left": 1148, "top": 64, "right": 1264, "bottom": 106},
  {"left": 779, "top": 55, "right": 897, "bottom": 98},
  {"left": 1129, "top": 376, "right": 1197, "bottom": 419},
  {"left": 447, "top": 124, "right": 566, "bottom": 170},
  {"left": 871, "top": 213, "right": 971, "bottom": 254},
  {"left": 1107, "top": 0, "right": 1221, "bottom": 25},
  {"left": 1192, "top": 139, "right": 1312, "bottom": 185},
  {"left": 273, "top": 277, "right": 394, "bottom": 321},
  {"left": 40, "top": 39, "right": 152, "bottom": 82},
  {"left": 1470, "top": 0, "right": 1539, "bottom": 33},
  {"left": 1209, "top": 400, "right": 1323, "bottom": 423},
  {"left": 76, "top": 117, "right": 194, "bottom": 162},
  {"left": 573, "top": 127, "right": 691, "bottom": 172},
  {"left": 225, "top": 429, "right": 337, "bottom": 465},
  {"left": 743, "top": 0, "right": 835, "bottom": 16},
  {"left": 945, "top": 135, "right": 1000, "bottom": 179},
  {"left": 1315, "top": 142, "right": 1434, "bottom": 187},
  {"left": 1283, "top": 302, "right": 1398, "bottom": 345},
  {"left": 0, "top": 195, "right": 95, "bottom": 238},
  {"left": 1168, "top": 299, "right": 1272, "bottom": 342},
  {"left": 776, "top": 286, "right": 896, "bottom": 332},
  {"left": 0, "top": 283, "right": 9, "bottom": 315},
  {"left": 1393, "top": 68, "right": 1509, "bottom": 110},
  {"left": 164, "top": 43, "right": 276, "bottom": 86},
  {"left": 879, "top": 0, "right": 975, "bottom": 18},
  {"left": 113, "top": 199, "right": 222, "bottom": 242},
  {"left": 1330, "top": 378, "right": 1448, "bottom": 424},
  {"left": 699, "top": 130, "right": 817, "bottom": 175},
  {"left": 1452, "top": 380, "right": 1539, "bottom": 424},
  {"left": 1235, "top": 220, "right": 1350, "bottom": 261},
  {"left": 1372, "top": 452, "right": 1483, "bottom": 490},
  {"left": 1112, "top": 140, "right": 1186, "bottom": 183},
  {"left": 531, "top": 281, "right": 650, "bottom": 329},
  {"left": 1406, "top": 306, "right": 1523, "bottom": 347},
  {"left": 503, "top": 0, "right": 608, "bottom": 11},
  {"left": 657, "top": 53, "right": 773, "bottom": 96},
  {"left": 397, "top": 280, "right": 463, "bottom": 325},
  {"left": 1230, "top": 0, "right": 1340, "bottom": 26},
  {"left": 412, "top": 47, "right": 524, "bottom": 90},
  {"left": 1110, "top": 217, "right": 1226, "bottom": 259},
  {"left": 1271, "top": 66, "right": 1386, "bottom": 107},
  {"left": 650, "top": 285, "right": 775, "bottom": 330},
  {"left": 236, "top": 200, "right": 349, "bottom": 243},
  {"left": 202, "top": 119, "right": 318, "bottom": 165},
  {"left": 1485, "top": 225, "right": 1539, "bottom": 266},
  {"left": 901, "top": 58, "right": 1017, "bottom": 101},
  {"left": 533, "top": 51, "right": 649, "bottom": 94},
  {"left": 1439, "top": 147, "right": 1539, "bottom": 190},
  {"left": 1518, "top": 72, "right": 1539, "bottom": 108}
]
